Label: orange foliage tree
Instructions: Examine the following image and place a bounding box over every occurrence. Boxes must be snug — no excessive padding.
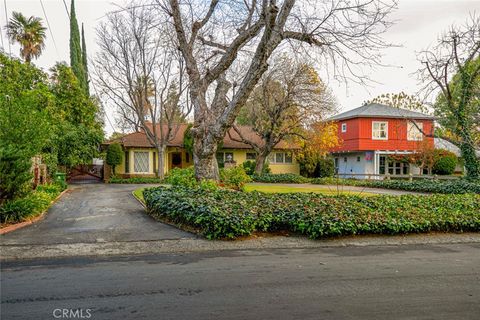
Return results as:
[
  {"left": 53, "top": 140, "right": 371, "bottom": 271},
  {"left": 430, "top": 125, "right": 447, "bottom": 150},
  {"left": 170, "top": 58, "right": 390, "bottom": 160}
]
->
[{"left": 295, "top": 122, "right": 340, "bottom": 177}]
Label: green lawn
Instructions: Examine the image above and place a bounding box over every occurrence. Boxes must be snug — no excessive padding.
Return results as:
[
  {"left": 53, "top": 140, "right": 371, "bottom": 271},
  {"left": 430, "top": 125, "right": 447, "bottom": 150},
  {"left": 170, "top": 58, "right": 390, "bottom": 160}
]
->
[
  {"left": 244, "top": 184, "right": 376, "bottom": 196},
  {"left": 132, "top": 188, "right": 145, "bottom": 203}
]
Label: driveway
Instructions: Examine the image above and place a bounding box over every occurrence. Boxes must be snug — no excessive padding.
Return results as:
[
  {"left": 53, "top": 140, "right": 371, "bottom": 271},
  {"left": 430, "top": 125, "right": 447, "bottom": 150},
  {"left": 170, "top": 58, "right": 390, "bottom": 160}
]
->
[{"left": 1, "top": 184, "right": 194, "bottom": 245}]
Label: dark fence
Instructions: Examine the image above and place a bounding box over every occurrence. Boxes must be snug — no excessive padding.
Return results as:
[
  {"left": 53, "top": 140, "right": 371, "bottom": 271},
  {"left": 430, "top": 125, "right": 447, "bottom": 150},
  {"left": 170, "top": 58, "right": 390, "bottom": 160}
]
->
[{"left": 68, "top": 165, "right": 104, "bottom": 183}]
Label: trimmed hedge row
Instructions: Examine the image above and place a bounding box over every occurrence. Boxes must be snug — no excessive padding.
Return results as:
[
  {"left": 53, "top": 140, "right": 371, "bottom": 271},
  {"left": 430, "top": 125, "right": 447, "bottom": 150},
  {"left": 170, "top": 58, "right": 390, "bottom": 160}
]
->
[
  {"left": 312, "top": 177, "right": 480, "bottom": 194},
  {"left": 108, "top": 177, "right": 164, "bottom": 184},
  {"left": 0, "top": 182, "right": 66, "bottom": 224},
  {"left": 143, "top": 186, "right": 480, "bottom": 239},
  {"left": 252, "top": 173, "right": 310, "bottom": 184}
]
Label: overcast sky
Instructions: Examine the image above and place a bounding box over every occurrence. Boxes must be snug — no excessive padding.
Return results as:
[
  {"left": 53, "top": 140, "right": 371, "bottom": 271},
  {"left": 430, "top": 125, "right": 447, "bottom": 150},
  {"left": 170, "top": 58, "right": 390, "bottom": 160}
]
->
[{"left": 1, "top": 0, "right": 479, "bottom": 135}]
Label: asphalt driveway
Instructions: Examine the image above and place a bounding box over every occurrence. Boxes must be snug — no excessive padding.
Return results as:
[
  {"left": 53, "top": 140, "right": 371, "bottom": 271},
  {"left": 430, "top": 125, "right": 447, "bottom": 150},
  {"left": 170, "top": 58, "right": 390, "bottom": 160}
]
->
[{"left": 1, "top": 184, "right": 194, "bottom": 245}]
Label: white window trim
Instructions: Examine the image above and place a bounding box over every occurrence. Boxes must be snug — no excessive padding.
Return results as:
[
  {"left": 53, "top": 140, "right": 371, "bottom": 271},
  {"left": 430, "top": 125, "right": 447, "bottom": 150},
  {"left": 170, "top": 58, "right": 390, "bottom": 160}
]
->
[
  {"left": 268, "top": 152, "right": 293, "bottom": 164},
  {"left": 372, "top": 121, "right": 388, "bottom": 140},
  {"left": 133, "top": 151, "right": 150, "bottom": 173},
  {"left": 407, "top": 121, "right": 424, "bottom": 141},
  {"left": 341, "top": 123, "right": 347, "bottom": 133}
]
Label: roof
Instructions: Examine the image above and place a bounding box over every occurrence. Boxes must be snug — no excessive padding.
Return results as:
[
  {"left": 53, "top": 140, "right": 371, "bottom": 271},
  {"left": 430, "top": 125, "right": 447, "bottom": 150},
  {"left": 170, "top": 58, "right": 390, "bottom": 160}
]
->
[
  {"left": 329, "top": 103, "right": 435, "bottom": 121},
  {"left": 435, "top": 138, "right": 480, "bottom": 157},
  {"left": 105, "top": 123, "right": 296, "bottom": 150}
]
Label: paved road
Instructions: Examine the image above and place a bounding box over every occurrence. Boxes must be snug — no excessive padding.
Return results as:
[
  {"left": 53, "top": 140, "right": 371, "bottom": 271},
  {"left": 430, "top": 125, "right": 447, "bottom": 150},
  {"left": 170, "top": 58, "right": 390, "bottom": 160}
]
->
[
  {"left": 1, "top": 184, "right": 194, "bottom": 245},
  {"left": 2, "top": 243, "right": 479, "bottom": 320}
]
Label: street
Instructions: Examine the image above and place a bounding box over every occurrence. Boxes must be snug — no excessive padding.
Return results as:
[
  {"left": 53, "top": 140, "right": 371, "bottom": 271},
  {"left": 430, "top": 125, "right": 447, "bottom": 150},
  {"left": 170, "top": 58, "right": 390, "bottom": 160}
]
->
[{"left": 2, "top": 242, "right": 479, "bottom": 320}]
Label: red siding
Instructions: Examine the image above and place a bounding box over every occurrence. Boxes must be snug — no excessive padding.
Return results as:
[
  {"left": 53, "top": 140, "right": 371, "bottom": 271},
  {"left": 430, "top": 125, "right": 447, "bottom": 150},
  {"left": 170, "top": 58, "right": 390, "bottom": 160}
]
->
[{"left": 331, "top": 117, "right": 434, "bottom": 152}]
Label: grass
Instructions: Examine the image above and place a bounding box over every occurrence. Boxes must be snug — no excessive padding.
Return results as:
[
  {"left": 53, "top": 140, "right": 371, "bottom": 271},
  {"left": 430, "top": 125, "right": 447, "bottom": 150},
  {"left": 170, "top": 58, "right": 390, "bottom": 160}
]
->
[
  {"left": 244, "top": 184, "right": 377, "bottom": 196},
  {"left": 133, "top": 187, "right": 146, "bottom": 204}
]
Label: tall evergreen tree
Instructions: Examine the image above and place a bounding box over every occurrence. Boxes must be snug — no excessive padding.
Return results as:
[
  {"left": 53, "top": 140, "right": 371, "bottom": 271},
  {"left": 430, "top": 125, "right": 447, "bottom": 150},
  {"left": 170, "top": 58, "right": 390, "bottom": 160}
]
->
[
  {"left": 69, "top": 0, "right": 86, "bottom": 94},
  {"left": 81, "top": 23, "right": 89, "bottom": 95}
]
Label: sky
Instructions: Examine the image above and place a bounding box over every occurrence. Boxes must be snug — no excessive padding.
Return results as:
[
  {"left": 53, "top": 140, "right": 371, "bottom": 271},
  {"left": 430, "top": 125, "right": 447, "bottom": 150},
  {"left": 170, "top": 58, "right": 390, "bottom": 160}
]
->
[{"left": 1, "top": 0, "right": 479, "bottom": 135}]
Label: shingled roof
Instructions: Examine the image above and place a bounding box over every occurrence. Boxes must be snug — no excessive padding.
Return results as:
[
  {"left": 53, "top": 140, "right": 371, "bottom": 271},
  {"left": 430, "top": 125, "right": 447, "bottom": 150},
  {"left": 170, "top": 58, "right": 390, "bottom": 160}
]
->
[
  {"left": 106, "top": 123, "right": 296, "bottom": 150},
  {"left": 329, "top": 103, "right": 435, "bottom": 121}
]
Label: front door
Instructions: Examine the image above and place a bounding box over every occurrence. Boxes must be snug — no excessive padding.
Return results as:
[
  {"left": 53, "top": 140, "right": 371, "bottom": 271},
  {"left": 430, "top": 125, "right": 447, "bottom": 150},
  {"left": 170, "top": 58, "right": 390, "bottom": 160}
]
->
[{"left": 171, "top": 152, "right": 182, "bottom": 169}]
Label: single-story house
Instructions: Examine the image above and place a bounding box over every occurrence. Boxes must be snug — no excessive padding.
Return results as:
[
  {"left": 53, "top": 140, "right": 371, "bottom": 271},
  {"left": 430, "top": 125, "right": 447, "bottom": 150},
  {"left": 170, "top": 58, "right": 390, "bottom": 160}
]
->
[{"left": 105, "top": 123, "right": 300, "bottom": 177}]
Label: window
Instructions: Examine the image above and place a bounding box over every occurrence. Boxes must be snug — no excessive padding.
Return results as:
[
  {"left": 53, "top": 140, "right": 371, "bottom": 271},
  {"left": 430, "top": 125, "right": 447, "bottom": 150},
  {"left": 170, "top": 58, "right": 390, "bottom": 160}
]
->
[
  {"left": 269, "top": 152, "right": 293, "bottom": 164},
  {"left": 357, "top": 156, "right": 361, "bottom": 162},
  {"left": 125, "top": 151, "right": 129, "bottom": 173},
  {"left": 225, "top": 152, "right": 234, "bottom": 162},
  {"left": 343, "top": 157, "right": 347, "bottom": 163},
  {"left": 275, "top": 152, "right": 284, "bottom": 163},
  {"left": 341, "top": 123, "right": 347, "bottom": 133},
  {"left": 134, "top": 152, "right": 149, "bottom": 173},
  {"left": 246, "top": 152, "right": 256, "bottom": 160},
  {"left": 372, "top": 121, "right": 388, "bottom": 140},
  {"left": 284, "top": 153, "right": 293, "bottom": 163},
  {"left": 186, "top": 152, "right": 190, "bottom": 163},
  {"left": 379, "top": 156, "right": 386, "bottom": 174},
  {"left": 379, "top": 156, "right": 409, "bottom": 175},
  {"left": 216, "top": 152, "right": 225, "bottom": 168},
  {"left": 407, "top": 121, "right": 423, "bottom": 141},
  {"left": 216, "top": 152, "right": 234, "bottom": 167}
]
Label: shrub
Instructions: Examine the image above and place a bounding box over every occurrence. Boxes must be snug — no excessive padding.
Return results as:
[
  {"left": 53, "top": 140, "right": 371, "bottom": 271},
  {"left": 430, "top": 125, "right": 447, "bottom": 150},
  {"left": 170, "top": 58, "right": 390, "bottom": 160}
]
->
[
  {"left": 164, "top": 167, "right": 197, "bottom": 188},
  {"left": 252, "top": 173, "right": 310, "bottom": 184},
  {"left": 242, "top": 160, "right": 256, "bottom": 175},
  {"left": 144, "top": 186, "right": 480, "bottom": 240},
  {"left": 0, "top": 182, "right": 65, "bottom": 224},
  {"left": 311, "top": 177, "right": 480, "bottom": 194},
  {"left": 220, "top": 166, "right": 251, "bottom": 190},
  {"left": 433, "top": 154, "right": 457, "bottom": 175},
  {"left": 0, "top": 145, "right": 33, "bottom": 202},
  {"left": 108, "top": 177, "right": 163, "bottom": 184},
  {"left": 106, "top": 143, "right": 123, "bottom": 175},
  {"left": 314, "top": 157, "right": 335, "bottom": 178}
]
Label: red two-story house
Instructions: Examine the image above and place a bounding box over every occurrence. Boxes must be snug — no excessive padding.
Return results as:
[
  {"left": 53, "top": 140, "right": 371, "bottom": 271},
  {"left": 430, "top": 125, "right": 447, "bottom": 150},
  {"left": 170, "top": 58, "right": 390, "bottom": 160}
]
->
[{"left": 329, "top": 103, "right": 435, "bottom": 178}]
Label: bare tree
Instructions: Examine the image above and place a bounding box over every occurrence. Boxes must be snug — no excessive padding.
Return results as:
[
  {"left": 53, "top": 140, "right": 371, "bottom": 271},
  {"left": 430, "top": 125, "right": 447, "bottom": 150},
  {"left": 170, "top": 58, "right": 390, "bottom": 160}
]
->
[
  {"left": 94, "top": 3, "right": 190, "bottom": 179},
  {"left": 418, "top": 16, "right": 480, "bottom": 179},
  {"left": 157, "top": 0, "right": 396, "bottom": 180},
  {"left": 229, "top": 56, "right": 335, "bottom": 174}
]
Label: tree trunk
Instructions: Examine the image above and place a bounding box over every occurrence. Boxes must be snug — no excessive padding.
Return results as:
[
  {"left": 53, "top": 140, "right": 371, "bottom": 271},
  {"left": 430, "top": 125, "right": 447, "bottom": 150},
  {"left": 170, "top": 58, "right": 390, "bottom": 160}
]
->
[
  {"left": 193, "top": 130, "right": 220, "bottom": 180},
  {"left": 254, "top": 152, "right": 268, "bottom": 175},
  {"left": 156, "top": 145, "right": 166, "bottom": 180}
]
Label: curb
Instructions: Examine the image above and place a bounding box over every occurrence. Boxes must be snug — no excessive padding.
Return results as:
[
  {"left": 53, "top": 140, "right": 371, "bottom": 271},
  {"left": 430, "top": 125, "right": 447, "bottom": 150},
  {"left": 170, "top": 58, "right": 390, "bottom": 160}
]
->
[{"left": 0, "top": 189, "right": 69, "bottom": 235}]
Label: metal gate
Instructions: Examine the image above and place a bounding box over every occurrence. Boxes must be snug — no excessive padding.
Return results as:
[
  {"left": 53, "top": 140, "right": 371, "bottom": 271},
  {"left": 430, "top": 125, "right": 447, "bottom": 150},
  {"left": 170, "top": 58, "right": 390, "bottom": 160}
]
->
[{"left": 67, "top": 165, "right": 104, "bottom": 183}]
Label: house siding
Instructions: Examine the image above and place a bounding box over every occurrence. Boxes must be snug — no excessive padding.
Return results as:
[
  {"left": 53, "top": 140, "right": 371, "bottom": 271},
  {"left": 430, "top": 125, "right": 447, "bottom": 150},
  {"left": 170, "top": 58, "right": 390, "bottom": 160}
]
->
[
  {"left": 114, "top": 147, "right": 300, "bottom": 177},
  {"left": 332, "top": 117, "right": 434, "bottom": 152}
]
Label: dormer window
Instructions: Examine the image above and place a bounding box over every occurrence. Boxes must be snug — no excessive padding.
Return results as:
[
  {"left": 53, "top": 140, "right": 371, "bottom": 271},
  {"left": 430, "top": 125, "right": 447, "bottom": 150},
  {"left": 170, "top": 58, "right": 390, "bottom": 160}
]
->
[
  {"left": 372, "top": 121, "right": 388, "bottom": 140},
  {"left": 341, "top": 123, "right": 347, "bottom": 133}
]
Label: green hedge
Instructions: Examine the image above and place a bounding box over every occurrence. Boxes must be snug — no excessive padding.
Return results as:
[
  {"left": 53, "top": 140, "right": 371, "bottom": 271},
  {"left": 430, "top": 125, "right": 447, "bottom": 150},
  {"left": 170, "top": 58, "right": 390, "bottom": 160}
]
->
[
  {"left": 0, "top": 182, "right": 66, "bottom": 224},
  {"left": 143, "top": 186, "right": 480, "bottom": 239},
  {"left": 312, "top": 178, "right": 480, "bottom": 194},
  {"left": 252, "top": 173, "right": 310, "bottom": 184},
  {"left": 108, "top": 177, "right": 164, "bottom": 184}
]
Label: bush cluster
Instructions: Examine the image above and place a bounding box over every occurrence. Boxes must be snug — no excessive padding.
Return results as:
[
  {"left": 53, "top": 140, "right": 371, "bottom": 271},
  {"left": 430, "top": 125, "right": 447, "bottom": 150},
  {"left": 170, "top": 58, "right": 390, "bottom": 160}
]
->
[
  {"left": 108, "top": 177, "right": 164, "bottom": 184},
  {"left": 0, "top": 182, "right": 67, "bottom": 224},
  {"left": 312, "top": 178, "right": 480, "bottom": 194},
  {"left": 220, "top": 166, "right": 252, "bottom": 190},
  {"left": 143, "top": 186, "right": 480, "bottom": 240},
  {"left": 252, "top": 173, "right": 310, "bottom": 184}
]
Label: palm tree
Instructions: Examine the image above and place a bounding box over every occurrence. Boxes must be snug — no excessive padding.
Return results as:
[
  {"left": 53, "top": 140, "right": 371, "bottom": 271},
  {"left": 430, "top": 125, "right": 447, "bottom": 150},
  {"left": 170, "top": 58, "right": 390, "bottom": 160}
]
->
[{"left": 5, "top": 12, "right": 46, "bottom": 63}]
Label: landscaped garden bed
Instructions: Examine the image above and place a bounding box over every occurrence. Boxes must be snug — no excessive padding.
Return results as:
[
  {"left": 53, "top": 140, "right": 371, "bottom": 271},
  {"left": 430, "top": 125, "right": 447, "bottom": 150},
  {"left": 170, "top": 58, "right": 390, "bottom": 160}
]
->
[
  {"left": 143, "top": 186, "right": 480, "bottom": 240},
  {"left": 0, "top": 182, "right": 67, "bottom": 226},
  {"left": 311, "top": 177, "right": 480, "bottom": 194},
  {"left": 108, "top": 177, "right": 164, "bottom": 184}
]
